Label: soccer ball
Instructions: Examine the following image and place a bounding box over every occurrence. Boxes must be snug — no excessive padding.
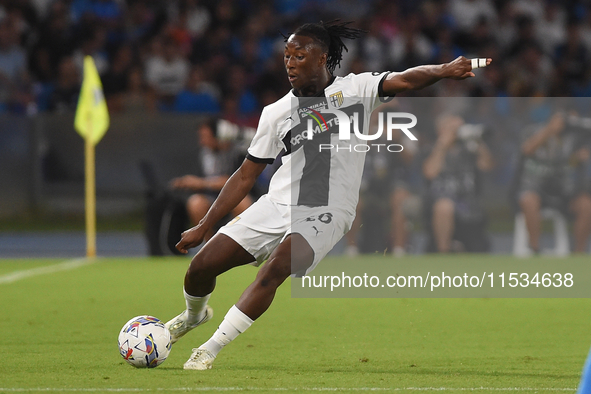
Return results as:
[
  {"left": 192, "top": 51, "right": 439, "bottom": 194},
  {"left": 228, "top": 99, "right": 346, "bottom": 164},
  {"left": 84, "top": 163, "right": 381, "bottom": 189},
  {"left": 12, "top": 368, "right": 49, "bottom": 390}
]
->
[{"left": 118, "top": 315, "right": 172, "bottom": 368}]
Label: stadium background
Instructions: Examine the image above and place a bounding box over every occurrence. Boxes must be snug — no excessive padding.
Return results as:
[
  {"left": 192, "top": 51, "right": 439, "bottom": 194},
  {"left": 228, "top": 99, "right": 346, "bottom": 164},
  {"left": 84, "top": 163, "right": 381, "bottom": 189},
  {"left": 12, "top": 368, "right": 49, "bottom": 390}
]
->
[
  {"left": 2, "top": 1, "right": 591, "bottom": 391},
  {"left": 1, "top": 0, "right": 591, "bottom": 255}
]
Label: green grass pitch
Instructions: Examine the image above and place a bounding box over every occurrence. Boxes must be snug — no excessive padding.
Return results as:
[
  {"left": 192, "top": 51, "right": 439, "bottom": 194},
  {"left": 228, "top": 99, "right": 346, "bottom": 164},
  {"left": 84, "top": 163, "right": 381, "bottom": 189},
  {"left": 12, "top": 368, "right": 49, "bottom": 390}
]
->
[{"left": 0, "top": 255, "right": 589, "bottom": 393}]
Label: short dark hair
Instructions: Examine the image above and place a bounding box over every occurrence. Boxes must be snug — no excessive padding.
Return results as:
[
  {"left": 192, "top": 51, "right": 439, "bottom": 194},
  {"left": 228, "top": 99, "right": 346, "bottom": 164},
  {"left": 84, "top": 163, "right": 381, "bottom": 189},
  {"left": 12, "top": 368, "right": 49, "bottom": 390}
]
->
[{"left": 290, "top": 20, "right": 366, "bottom": 74}]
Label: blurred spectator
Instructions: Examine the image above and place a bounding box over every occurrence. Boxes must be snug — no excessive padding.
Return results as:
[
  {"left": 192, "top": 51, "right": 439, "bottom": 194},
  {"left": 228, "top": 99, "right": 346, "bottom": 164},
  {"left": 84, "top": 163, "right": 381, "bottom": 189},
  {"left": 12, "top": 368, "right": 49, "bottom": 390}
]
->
[
  {"left": 107, "top": 66, "right": 155, "bottom": 113},
  {"left": 124, "top": 1, "right": 156, "bottom": 45},
  {"left": 506, "top": 43, "right": 553, "bottom": 96},
  {"left": 513, "top": 0, "right": 545, "bottom": 22},
  {"left": 169, "top": 118, "right": 254, "bottom": 235},
  {"left": 190, "top": 25, "right": 233, "bottom": 66},
  {"left": 47, "top": 56, "right": 80, "bottom": 112},
  {"left": 346, "top": 104, "right": 420, "bottom": 256},
  {"left": 371, "top": 0, "right": 400, "bottom": 41},
  {"left": 182, "top": 0, "right": 211, "bottom": 39},
  {"left": 145, "top": 35, "right": 190, "bottom": 108},
  {"left": 506, "top": 15, "right": 539, "bottom": 58},
  {"left": 219, "top": 94, "right": 257, "bottom": 127},
  {"left": 494, "top": 3, "right": 517, "bottom": 51},
  {"left": 1, "top": 0, "right": 591, "bottom": 115},
  {"left": 358, "top": 16, "right": 388, "bottom": 72},
  {"left": 555, "top": 22, "right": 589, "bottom": 93},
  {"left": 165, "top": 3, "right": 194, "bottom": 57},
  {"left": 456, "top": 16, "right": 496, "bottom": 55},
  {"left": 102, "top": 45, "right": 133, "bottom": 99},
  {"left": 450, "top": 0, "right": 497, "bottom": 33},
  {"left": 29, "top": 0, "right": 74, "bottom": 84},
  {"left": 536, "top": 2, "right": 566, "bottom": 56},
  {"left": 0, "top": 19, "right": 31, "bottom": 112},
  {"left": 515, "top": 110, "right": 591, "bottom": 253},
  {"left": 173, "top": 65, "right": 221, "bottom": 113},
  {"left": 211, "top": 0, "right": 242, "bottom": 31},
  {"left": 143, "top": 116, "right": 258, "bottom": 255},
  {"left": 72, "top": 28, "right": 109, "bottom": 76},
  {"left": 70, "top": 0, "right": 123, "bottom": 26},
  {"left": 432, "top": 26, "right": 463, "bottom": 64},
  {"left": 388, "top": 13, "right": 434, "bottom": 70},
  {"left": 223, "top": 65, "right": 258, "bottom": 116},
  {"left": 422, "top": 114, "right": 494, "bottom": 253}
]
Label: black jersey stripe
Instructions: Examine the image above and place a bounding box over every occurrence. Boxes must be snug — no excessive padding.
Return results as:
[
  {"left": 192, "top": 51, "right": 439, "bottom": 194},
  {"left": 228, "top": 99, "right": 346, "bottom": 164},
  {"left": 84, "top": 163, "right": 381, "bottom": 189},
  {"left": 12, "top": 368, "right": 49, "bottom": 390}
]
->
[
  {"left": 377, "top": 72, "right": 394, "bottom": 103},
  {"left": 297, "top": 125, "right": 332, "bottom": 207},
  {"left": 246, "top": 153, "right": 275, "bottom": 165}
]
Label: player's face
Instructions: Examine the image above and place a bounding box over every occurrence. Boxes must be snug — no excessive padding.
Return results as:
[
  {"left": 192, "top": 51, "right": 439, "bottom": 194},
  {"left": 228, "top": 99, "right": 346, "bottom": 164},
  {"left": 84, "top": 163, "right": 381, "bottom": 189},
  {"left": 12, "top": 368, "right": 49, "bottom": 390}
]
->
[{"left": 284, "top": 34, "right": 327, "bottom": 91}]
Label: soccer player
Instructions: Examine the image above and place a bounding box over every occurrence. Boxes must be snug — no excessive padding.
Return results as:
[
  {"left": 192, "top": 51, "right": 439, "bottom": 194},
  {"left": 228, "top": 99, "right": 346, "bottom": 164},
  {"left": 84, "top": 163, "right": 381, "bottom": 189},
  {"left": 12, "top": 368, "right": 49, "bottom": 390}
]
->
[{"left": 165, "top": 20, "right": 491, "bottom": 370}]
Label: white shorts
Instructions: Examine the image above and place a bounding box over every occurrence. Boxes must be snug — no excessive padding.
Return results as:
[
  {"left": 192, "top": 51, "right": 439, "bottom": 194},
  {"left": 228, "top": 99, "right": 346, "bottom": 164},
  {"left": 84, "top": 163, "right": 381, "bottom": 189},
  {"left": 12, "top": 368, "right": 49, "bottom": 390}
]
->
[{"left": 218, "top": 195, "right": 353, "bottom": 274}]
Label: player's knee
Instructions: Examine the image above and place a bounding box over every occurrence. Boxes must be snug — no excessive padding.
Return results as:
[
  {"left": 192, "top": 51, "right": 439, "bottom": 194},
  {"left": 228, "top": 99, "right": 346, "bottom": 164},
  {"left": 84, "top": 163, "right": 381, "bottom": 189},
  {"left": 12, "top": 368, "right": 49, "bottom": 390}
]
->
[
  {"left": 258, "top": 256, "right": 291, "bottom": 288},
  {"left": 185, "top": 251, "right": 216, "bottom": 283}
]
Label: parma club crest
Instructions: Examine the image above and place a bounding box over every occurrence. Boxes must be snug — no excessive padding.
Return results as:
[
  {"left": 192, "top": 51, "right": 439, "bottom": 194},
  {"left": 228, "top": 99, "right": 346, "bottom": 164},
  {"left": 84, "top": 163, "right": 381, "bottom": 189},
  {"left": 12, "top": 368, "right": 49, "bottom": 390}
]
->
[{"left": 329, "top": 91, "right": 344, "bottom": 108}]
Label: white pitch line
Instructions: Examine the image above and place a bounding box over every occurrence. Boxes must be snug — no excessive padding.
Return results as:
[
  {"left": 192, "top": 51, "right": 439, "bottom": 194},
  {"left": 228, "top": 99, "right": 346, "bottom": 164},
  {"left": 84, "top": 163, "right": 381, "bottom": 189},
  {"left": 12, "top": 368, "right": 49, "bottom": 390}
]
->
[
  {"left": 0, "top": 258, "right": 96, "bottom": 285},
  {"left": 0, "top": 388, "right": 577, "bottom": 392}
]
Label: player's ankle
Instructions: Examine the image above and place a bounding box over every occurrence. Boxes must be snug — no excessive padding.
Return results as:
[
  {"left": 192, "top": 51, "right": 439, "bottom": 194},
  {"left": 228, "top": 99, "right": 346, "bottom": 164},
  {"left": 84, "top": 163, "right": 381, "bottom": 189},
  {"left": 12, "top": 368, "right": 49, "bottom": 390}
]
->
[{"left": 200, "top": 305, "right": 254, "bottom": 357}]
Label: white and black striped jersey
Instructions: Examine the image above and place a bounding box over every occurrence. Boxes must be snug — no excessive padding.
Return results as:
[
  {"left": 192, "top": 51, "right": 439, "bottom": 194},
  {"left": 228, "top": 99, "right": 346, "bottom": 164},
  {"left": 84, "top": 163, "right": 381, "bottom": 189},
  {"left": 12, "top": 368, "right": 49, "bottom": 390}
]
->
[{"left": 246, "top": 71, "right": 391, "bottom": 215}]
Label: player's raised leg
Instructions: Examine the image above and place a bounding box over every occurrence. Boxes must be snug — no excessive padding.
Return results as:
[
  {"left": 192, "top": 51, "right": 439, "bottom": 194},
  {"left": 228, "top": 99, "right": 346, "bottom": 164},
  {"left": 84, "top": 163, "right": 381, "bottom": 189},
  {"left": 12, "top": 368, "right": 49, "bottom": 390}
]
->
[
  {"left": 183, "top": 234, "right": 314, "bottom": 370},
  {"left": 165, "top": 233, "right": 256, "bottom": 344}
]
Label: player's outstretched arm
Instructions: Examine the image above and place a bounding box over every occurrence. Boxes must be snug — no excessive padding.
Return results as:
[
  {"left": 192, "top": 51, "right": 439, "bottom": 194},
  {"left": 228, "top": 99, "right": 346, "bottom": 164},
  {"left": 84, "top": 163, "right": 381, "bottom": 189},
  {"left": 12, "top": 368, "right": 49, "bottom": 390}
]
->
[
  {"left": 175, "top": 158, "right": 267, "bottom": 253},
  {"left": 381, "top": 56, "right": 492, "bottom": 95}
]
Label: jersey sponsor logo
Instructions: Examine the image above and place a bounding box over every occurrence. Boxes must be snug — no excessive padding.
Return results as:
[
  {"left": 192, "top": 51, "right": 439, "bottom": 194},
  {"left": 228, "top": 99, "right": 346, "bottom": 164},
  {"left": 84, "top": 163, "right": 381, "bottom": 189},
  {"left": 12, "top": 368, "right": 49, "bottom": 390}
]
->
[
  {"left": 307, "top": 109, "right": 418, "bottom": 142},
  {"left": 289, "top": 103, "right": 366, "bottom": 148}
]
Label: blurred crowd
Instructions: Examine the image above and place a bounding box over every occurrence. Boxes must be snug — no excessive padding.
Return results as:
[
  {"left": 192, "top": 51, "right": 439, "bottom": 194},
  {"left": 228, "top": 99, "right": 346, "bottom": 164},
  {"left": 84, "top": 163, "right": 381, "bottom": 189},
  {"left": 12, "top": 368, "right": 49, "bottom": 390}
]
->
[
  {"left": 347, "top": 98, "right": 591, "bottom": 255},
  {"left": 2, "top": 0, "right": 591, "bottom": 121}
]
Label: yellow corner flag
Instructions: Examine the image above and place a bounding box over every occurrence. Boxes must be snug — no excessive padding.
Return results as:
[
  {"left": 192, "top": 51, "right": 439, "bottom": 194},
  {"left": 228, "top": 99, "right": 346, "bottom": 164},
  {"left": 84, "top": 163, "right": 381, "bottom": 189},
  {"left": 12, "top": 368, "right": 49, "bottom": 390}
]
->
[
  {"left": 75, "top": 56, "right": 109, "bottom": 144},
  {"left": 74, "top": 56, "right": 110, "bottom": 257}
]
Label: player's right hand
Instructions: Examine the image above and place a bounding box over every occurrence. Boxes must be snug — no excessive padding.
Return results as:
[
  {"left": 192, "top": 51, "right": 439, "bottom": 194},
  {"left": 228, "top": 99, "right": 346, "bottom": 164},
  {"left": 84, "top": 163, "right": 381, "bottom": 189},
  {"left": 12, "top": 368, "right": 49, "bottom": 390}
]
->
[
  {"left": 445, "top": 56, "right": 492, "bottom": 80},
  {"left": 175, "top": 225, "right": 207, "bottom": 254}
]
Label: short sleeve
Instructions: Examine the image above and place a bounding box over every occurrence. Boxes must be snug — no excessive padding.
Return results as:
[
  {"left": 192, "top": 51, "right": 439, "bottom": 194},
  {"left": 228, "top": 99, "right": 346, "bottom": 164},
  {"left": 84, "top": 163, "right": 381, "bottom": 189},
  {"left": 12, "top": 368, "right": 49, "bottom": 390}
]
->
[
  {"left": 246, "top": 106, "right": 283, "bottom": 165},
  {"left": 351, "top": 71, "right": 392, "bottom": 111}
]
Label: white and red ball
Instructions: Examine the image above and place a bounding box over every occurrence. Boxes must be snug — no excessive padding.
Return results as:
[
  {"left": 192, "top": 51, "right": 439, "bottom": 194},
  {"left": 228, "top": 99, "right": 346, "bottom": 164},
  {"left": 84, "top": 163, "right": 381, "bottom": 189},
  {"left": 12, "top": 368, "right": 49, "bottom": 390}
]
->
[{"left": 118, "top": 315, "right": 171, "bottom": 368}]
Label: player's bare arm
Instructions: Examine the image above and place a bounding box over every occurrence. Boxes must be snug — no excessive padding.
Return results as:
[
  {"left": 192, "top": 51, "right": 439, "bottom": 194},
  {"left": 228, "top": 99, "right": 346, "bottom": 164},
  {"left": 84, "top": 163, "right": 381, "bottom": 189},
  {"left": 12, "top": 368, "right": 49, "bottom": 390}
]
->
[
  {"left": 382, "top": 56, "right": 493, "bottom": 95},
  {"left": 175, "top": 159, "right": 266, "bottom": 253}
]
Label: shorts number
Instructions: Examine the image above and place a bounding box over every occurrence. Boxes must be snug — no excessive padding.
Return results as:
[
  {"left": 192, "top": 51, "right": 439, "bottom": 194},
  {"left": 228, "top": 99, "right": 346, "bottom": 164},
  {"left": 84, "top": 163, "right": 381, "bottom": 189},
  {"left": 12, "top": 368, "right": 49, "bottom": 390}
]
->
[{"left": 303, "top": 212, "right": 333, "bottom": 224}]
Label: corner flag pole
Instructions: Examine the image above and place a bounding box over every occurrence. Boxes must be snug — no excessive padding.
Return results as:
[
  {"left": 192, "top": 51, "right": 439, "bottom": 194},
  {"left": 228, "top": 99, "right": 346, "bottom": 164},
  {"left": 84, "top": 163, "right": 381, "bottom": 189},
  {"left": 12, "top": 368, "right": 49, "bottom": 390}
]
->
[
  {"left": 74, "top": 56, "right": 110, "bottom": 258},
  {"left": 85, "top": 124, "right": 97, "bottom": 257}
]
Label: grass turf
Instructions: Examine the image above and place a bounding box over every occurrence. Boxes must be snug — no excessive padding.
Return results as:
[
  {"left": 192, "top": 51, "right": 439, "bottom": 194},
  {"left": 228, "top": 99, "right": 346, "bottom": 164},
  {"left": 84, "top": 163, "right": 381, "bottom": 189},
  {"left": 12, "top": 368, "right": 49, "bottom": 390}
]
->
[{"left": 0, "top": 255, "right": 588, "bottom": 393}]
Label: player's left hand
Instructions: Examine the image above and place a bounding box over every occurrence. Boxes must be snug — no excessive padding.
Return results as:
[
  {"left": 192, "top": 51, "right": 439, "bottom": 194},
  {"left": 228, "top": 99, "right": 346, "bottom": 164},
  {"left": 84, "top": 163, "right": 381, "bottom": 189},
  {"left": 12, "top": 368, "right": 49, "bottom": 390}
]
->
[{"left": 445, "top": 56, "right": 492, "bottom": 80}]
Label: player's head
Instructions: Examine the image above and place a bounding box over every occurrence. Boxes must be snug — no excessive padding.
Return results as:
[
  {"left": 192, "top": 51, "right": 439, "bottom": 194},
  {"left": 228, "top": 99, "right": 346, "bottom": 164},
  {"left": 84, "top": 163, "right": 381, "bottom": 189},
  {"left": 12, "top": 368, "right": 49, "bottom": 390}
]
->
[{"left": 284, "top": 20, "right": 365, "bottom": 91}]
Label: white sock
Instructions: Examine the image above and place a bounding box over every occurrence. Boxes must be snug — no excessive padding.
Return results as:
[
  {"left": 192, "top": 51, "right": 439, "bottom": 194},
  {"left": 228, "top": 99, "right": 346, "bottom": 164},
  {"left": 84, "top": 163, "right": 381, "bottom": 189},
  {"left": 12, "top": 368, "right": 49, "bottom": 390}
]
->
[
  {"left": 200, "top": 305, "right": 253, "bottom": 357},
  {"left": 184, "top": 289, "right": 211, "bottom": 325}
]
